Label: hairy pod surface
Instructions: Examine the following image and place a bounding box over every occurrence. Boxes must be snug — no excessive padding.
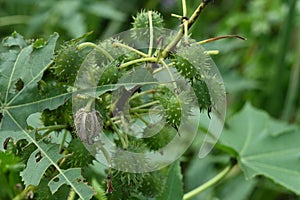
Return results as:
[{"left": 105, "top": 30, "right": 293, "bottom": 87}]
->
[{"left": 74, "top": 108, "right": 103, "bottom": 145}]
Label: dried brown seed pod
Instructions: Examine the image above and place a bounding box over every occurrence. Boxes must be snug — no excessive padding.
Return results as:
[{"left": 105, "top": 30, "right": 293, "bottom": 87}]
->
[{"left": 74, "top": 108, "right": 103, "bottom": 144}]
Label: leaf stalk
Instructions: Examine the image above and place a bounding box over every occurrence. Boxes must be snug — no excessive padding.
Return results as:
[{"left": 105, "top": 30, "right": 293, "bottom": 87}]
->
[{"left": 183, "top": 161, "right": 235, "bottom": 200}]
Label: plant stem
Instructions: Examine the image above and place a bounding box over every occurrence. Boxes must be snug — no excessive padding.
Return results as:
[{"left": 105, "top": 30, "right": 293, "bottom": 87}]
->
[
  {"left": 59, "top": 129, "right": 68, "bottom": 152},
  {"left": 182, "top": 0, "right": 187, "bottom": 19},
  {"left": 37, "top": 125, "right": 68, "bottom": 143},
  {"left": 77, "top": 42, "right": 114, "bottom": 61},
  {"left": 159, "top": 58, "right": 178, "bottom": 89},
  {"left": 113, "top": 42, "right": 148, "bottom": 58},
  {"left": 84, "top": 98, "right": 95, "bottom": 112},
  {"left": 108, "top": 117, "right": 128, "bottom": 149},
  {"left": 182, "top": 0, "right": 189, "bottom": 44},
  {"left": 36, "top": 124, "right": 67, "bottom": 131},
  {"left": 148, "top": 11, "right": 154, "bottom": 57},
  {"left": 197, "top": 35, "right": 246, "bottom": 45},
  {"left": 133, "top": 112, "right": 150, "bottom": 126},
  {"left": 119, "top": 57, "right": 157, "bottom": 69},
  {"left": 130, "top": 88, "right": 156, "bottom": 100},
  {"left": 161, "top": 1, "right": 209, "bottom": 58},
  {"left": 130, "top": 100, "right": 160, "bottom": 112},
  {"left": 183, "top": 162, "right": 235, "bottom": 200},
  {"left": 205, "top": 50, "right": 219, "bottom": 55},
  {"left": 96, "top": 141, "right": 112, "bottom": 167},
  {"left": 161, "top": 28, "right": 183, "bottom": 59},
  {"left": 171, "top": 13, "right": 182, "bottom": 19}
]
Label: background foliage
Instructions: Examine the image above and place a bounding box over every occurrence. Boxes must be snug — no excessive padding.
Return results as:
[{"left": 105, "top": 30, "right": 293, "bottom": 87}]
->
[{"left": 0, "top": 0, "right": 300, "bottom": 199}]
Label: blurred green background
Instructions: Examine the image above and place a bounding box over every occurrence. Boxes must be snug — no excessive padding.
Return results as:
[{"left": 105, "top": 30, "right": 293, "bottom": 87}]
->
[
  {"left": 1, "top": 0, "right": 300, "bottom": 199},
  {"left": 1, "top": 0, "right": 299, "bottom": 122}
]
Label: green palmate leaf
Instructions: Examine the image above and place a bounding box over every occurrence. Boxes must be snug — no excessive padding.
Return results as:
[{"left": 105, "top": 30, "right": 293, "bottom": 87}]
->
[
  {"left": 0, "top": 32, "right": 73, "bottom": 131},
  {"left": 0, "top": 130, "right": 29, "bottom": 152},
  {"left": 49, "top": 168, "right": 94, "bottom": 200},
  {"left": 157, "top": 160, "right": 183, "bottom": 200},
  {"left": 2, "top": 31, "right": 27, "bottom": 48},
  {"left": 21, "top": 143, "right": 65, "bottom": 187},
  {"left": 0, "top": 32, "right": 72, "bottom": 146},
  {"left": 0, "top": 32, "right": 94, "bottom": 199},
  {"left": 220, "top": 103, "right": 300, "bottom": 195}
]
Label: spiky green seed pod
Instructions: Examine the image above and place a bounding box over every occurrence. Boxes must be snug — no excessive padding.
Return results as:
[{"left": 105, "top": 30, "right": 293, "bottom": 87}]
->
[
  {"left": 51, "top": 42, "right": 85, "bottom": 84},
  {"left": 192, "top": 79, "right": 212, "bottom": 113},
  {"left": 131, "top": 10, "right": 164, "bottom": 39},
  {"left": 98, "top": 60, "right": 119, "bottom": 86},
  {"left": 170, "top": 44, "right": 214, "bottom": 117},
  {"left": 153, "top": 86, "right": 186, "bottom": 129},
  {"left": 143, "top": 125, "right": 176, "bottom": 151},
  {"left": 63, "top": 138, "right": 94, "bottom": 167},
  {"left": 111, "top": 148, "right": 150, "bottom": 173},
  {"left": 170, "top": 53, "right": 198, "bottom": 79},
  {"left": 132, "top": 10, "right": 164, "bottom": 29},
  {"left": 107, "top": 169, "right": 166, "bottom": 199},
  {"left": 139, "top": 171, "right": 166, "bottom": 198},
  {"left": 174, "top": 43, "right": 210, "bottom": 79},
  {"left": 165, "top": 95, "right": 182, "bottom": 128}
]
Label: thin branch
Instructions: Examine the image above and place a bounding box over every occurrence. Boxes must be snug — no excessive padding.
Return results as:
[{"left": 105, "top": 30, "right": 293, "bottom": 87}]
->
[
  {"left": 198, "top": 35, "right": 247, "bottom": 45},
  {"left": 130, "top": 100, "right": 160, "bottom": 112},
  {"left": 205, "top": 50, "right": 219, "bottom": 55},
  {"left": 182, "top": 0, "right": 189, "bottom": 44},
  {"left": 183, "top": 160, "right": 236, "bottom": 200},
  {"left": 148, "top": 11, "right": 154, "bottom": 57},
  {"left": 59, "top": 129, "right": 68, "bottom": 153},
  {"left": 77, "top": 42, "right": 114, "bottom": 61},
  {"left": 35, "top": 125, "right": 67, "bottom": 131},
  {"left": 171, "top": 13, "right": 182, "bottom": 19},
  {"left": 161, "top": 1, "right": 210, "bottom": 58},
  {"left": 158, "top": 59, "right": 178, "bottom": 89},
  {"left": 119, "top": 57, "right": 157, "bottom": 69},
  {"left": 112, "top": 42, "right": 148, "bottom": 58}
]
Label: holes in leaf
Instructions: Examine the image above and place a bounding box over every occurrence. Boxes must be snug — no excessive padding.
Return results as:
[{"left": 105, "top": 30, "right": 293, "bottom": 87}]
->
[
  {"left": 75, "top": 177, "right": 85, "bottom": 183},
  {"left": 52, "top": 177, "right": 60, "bottom": 182},
  {"left": 35, "top": 151, "right": 42, "bottom": 162},
  {"left": 3, "top": 137, "right": 11, "bottom": 150},
  {"left": 15, "top": 78, "right": 24, "bottom": 91}
]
